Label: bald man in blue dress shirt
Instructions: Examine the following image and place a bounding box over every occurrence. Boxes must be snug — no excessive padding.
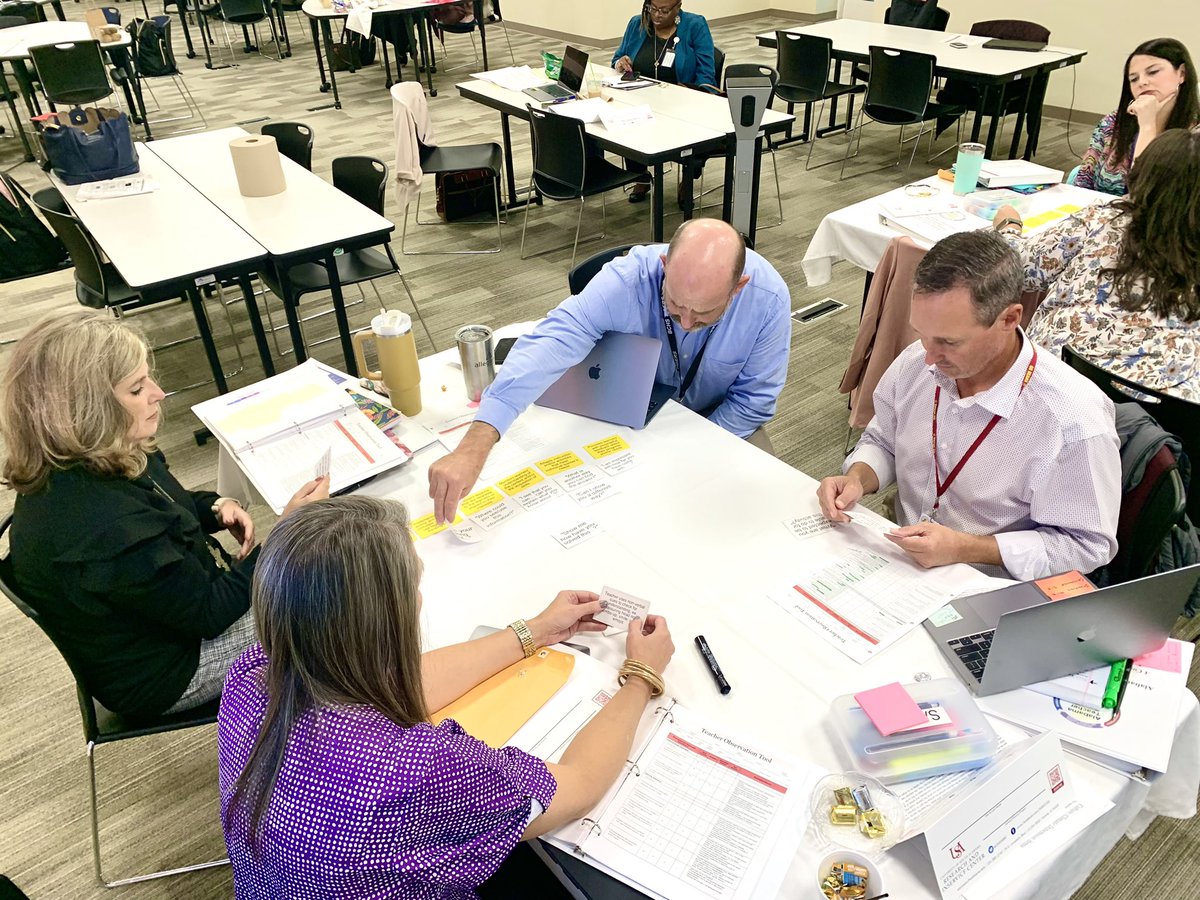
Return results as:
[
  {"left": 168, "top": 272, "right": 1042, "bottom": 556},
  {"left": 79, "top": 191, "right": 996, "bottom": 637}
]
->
[{"left": 429, "top": 219, "right": 791, "bottom": 523}]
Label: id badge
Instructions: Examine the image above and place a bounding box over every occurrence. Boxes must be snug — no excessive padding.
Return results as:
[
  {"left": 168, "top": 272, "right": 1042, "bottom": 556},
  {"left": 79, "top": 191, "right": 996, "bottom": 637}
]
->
[{"left": 660, "top": 50, "right": 676, "bottom": 68}]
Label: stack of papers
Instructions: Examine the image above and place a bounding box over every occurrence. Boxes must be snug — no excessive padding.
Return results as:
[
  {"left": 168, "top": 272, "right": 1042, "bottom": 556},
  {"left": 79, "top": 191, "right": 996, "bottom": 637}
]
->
[
  {"left": 472, "top": 65, "right": 549, "bottom": 92},
  {"left": 76, "top": 177, "right": 158, "bottom": 201},
  {"left": 977, "top": 159, "right": 1063, "bottom": 188},
  {"left": 599, "top": 103, "right": 654, "bottom": 130},
  {"left": 878, "top": 195, "right": 984, "bottom": 245},
  {"left": 549, "top": 97, "right": 608, "bottom": 124}
]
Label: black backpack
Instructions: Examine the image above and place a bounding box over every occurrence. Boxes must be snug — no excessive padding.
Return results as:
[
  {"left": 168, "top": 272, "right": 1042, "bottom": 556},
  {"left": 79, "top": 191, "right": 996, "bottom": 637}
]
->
[
  {"left": 0, "top": 174, "right": 69, "bottom": 283},
  {"left": 127, "top": 16, "right": 176, "bottom": 78}
]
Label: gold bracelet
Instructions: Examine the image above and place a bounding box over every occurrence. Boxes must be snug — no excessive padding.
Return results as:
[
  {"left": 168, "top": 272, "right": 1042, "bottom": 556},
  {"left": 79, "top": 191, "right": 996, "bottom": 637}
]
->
[
  {"left": 618, "top": 659, "right": 664, "bottom": 697},
  {"left": 508, "top": 619, "right": 536, "bottom": 658}
]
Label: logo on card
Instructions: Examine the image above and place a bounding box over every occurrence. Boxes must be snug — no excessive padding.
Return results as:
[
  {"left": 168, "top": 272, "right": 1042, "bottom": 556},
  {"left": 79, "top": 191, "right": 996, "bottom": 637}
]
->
[
  {"left": 1047, "top": 764, "right": 1065, "bottom": 793},
  {"left": 593, "top": 690, "right": 612, "bottom": 706},
  {"left": 949, "top": 841, "right": 965, "bottom": 859}
]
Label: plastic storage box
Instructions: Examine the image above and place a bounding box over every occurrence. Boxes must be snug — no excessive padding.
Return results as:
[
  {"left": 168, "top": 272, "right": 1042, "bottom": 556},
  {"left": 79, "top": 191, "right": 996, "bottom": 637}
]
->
[
  {"left": 961, "top": 188, "right": 1028, "bottom": 222},
  {"left": 831, "top": 679, "right": 999, "bottom": 785}
]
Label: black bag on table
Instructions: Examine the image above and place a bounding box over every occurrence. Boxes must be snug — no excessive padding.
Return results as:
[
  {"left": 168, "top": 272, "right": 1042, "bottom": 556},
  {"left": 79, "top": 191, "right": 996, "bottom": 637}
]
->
[
  {"left": 0, "top": 174, "right": 69, "bottom": 282},
  {"left": 331, "top": 28, "right": 377, "bottom": 71},
  {"left": 435, "top": 169, "right": 497, "bottom": 222},
  {"left": 39, "top": 106, "right": 140, "bottom": 185}
]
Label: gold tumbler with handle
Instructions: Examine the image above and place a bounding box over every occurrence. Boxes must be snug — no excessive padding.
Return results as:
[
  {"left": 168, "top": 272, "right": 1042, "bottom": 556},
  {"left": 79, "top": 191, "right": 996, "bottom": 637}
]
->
[{"left": 352, "top": 311, "right": 422, "bottom": 416}]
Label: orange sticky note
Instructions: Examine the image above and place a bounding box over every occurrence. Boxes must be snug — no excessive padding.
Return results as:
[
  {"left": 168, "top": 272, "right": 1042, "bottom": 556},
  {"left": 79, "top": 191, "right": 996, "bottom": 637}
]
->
[{"left": 1035, "top": 571, "right": 1096, "bottom": 602}]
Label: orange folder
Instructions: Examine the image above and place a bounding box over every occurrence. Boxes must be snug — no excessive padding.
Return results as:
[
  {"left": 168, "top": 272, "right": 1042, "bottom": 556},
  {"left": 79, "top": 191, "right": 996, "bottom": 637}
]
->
[{"left": 431, "top": 647, "right": 575, "bottom": 748}]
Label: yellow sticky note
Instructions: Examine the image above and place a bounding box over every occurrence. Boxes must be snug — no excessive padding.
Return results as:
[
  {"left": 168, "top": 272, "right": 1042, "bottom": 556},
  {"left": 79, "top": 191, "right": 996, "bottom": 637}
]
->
[
  {"left": 497, "top": 467, "right": 545, "bottom": 496},
  {"left": 536, "top": 451, "right": 585, "bottom": 476},
  {"left": 461, "top": 487, "right": 504, "bottom": 517},
  {"left": 411, "top": 512, "right": 462, "bottom": 539},
  {"left": 583, "top": 435, "right": 630, "bottom": 460}
]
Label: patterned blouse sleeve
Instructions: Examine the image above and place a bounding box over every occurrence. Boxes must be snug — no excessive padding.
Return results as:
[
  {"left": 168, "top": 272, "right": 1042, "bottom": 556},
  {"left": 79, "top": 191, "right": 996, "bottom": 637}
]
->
[
  {"left": 1075, "top": 112, "right": 1115, "bottom": 191},
  {"left": 1003, "top": 209, "right": 1095, "bottom": 294},
  {"left": 377, "top": 720, "right": 558, "bottom": 890}
]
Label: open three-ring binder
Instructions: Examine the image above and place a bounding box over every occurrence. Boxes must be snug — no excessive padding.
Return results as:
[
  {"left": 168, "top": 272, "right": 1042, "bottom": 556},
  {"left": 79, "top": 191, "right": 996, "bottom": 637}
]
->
[
  {"left": 192, "top": 359, "right": 420, "bottom": 513},
  {"left": 514, "top": 652, "right": 822, "bottom": 900}
]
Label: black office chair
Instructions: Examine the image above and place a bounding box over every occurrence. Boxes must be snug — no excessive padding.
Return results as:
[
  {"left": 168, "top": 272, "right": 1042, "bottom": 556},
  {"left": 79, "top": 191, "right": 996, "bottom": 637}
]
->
[
  {"left": 434, "top": 0, "right": 516, "bottom": 71},
  {"left": 31, "top": 187, "right": 241, "bottom": 394},
  {"left": 772, "top": 32, "right": 864, "bottom": 164},
  {"left": 261, "top": 120, "right": 313, "bottom": 170},
  {"left": 838, "top": 46, "right": 964, "bottom": 179},
  {"left": 259, "top": 156, "right": 436, "bottom": 357},
  {"left": 566, "top": 244, "right": 636, "bottom": 296},
  {"left": 853, "top": 3, "right": 950, "bottom": 81},
  {"left": 0, "top": 1, "right": 45, "bottom": 23},
  {"left": 521, "top": 106, "right": 645, "bottom": 267},
  {"left": 28, "top": 40, "right": 114, "bottom": 107},
  {"left": 126, "top": 17, "right": 207, "bottom": 132},
  {"left": 1062, "top": 345, "right": 1200, "bottom": 523},
  {"left": 0, "top": 515, "right": 229, "bottom": 888},
  {"left": 206, "top": 0, "right": 283, "bottom": 62},
  {"left": 1104, "top": 442, "right": 1188, "bottom": 585}
]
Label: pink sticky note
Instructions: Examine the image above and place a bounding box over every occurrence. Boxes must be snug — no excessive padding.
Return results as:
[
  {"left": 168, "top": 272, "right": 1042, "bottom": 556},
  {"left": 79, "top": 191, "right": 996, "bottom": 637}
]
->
[
  {"left": 1134, "top": 640, "right": 1182, "bottom": 674},
  {"left": 854, "top": 682, "right": 928, "bottom": 736}
]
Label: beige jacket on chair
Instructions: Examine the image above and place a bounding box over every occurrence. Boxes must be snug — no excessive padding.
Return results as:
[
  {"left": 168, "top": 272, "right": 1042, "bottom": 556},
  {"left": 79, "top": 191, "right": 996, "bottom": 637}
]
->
[{"left": 390, "top": 82, "right": 436, "bottom": 212}]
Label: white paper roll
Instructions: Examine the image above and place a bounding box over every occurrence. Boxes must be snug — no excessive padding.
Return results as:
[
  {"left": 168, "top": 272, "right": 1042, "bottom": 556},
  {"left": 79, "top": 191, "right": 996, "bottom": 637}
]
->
[{"left": 229, "top": 135, "right": 286, "bottom": 198}]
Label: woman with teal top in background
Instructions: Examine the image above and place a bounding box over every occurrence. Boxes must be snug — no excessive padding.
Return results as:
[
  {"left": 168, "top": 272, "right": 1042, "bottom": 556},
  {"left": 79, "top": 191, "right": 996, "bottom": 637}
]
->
[{"left": 612, "top": 0, "right": 716, "bottom": 202}]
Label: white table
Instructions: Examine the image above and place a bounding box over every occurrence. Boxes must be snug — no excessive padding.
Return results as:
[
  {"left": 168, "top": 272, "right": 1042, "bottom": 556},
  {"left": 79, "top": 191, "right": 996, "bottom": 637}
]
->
[
  {"left": 802, "top": 175, "right": 1110, "bottom": 287},
  {"left": 757, "top": 20, "right": 1086, "bottom": 160},
  {"left": 300, "top": 0, "right": 468, "bottom": 106},
  {"left": 458, "top": 68, "right": 794, "bottom": 243},
  {"left": 221, "top": 345, "right": 1200, "bottom": 899},
  {"left": 51, "top": 144, "right": 276, "bottom": 392},
  {"left": 0, "top": 22, "right": 141, "bottom": 162},
  {"left": 148, "top": 126, "right": 395, "bottom": 374}
]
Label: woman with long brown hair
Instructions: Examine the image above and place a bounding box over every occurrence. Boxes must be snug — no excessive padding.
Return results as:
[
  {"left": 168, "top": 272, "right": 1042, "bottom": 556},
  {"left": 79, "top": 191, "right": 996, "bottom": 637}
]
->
[
  {"left": 995, "top": 128, "right": 1200, "bottom": 400},
  {"left": 219, "top": 496, "right": 675, "bottom": 897},
  {"left": 1, "top": 311, "right": 327, "bottom": 719}
]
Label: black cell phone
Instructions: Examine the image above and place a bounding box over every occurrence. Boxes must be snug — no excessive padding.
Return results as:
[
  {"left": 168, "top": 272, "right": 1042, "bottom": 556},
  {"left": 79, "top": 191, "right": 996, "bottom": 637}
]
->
[
  {"left": 621, "top": 69, "right": 638, "bottom": 82},
  {"left": 494, "top": 336, "right": 518, "bottom": 365}
]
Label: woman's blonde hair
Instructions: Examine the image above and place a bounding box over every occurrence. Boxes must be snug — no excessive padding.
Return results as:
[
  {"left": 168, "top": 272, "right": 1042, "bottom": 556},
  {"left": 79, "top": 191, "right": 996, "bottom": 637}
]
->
[
  {"left": 1, "top": 310, "right": 154, "bottom": 494},
  {"left": 225, "top": 496, "right": 428, "bottom": 851}
]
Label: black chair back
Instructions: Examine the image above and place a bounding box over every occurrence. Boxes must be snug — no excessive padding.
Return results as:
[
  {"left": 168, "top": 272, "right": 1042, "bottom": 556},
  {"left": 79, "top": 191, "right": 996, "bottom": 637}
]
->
[
  {"left": 1108, "top": 443, "right": 1187, "bottom": 583},
  {"left": 262, "top": 120, "right": 314, "bottom": 171},
  {"left": 218, "top": 0, "right": 267, "bottom": 24},
  {"left": 885, "top": 2, "right": 950, "bottom": 31},
  {"left": 31, "top": 188, "right": 109, "bottom": 307},
  {"left": 864, "top": 46, "right": 933, "bottom": 125},
  {"left": 713, "top": 45, "right": 726, "bottom": 87},
  {"left": 0, "top": 1, "right": 44, "bottom": 24},
  {"left": 28, "top": 40, "right": 112, "bottom": 106},
  {"left": 527, "top": 106, "right": 586, "bottom": 197},
  {"left": 567, "top": 244, "right": 636, "bottom": 295},
  {"left": 970, "top": 19, "right": 1050, "bottom": 43},
  {"left": 0, "top": 14, "right": 26, "bottom": 28},
  {"left": 332, "top": 155, "right": 387, "bottom": 215},
  {"left": 775, "top": 31, "right": 831, "bottom": 103},
  {"left": 1062, "top": 345, "right": 1200, "bottom": 521}
]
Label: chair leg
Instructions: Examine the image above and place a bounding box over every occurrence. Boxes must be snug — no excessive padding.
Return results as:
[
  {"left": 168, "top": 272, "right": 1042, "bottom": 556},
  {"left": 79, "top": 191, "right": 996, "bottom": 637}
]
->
[
  {"left": 501, "top": 23, "right": 515, "bottom": 66},
  {"left": 519, "top": 174, "right": 536, "bottom": 259},
  {"left": 87, "top": 741, "right": 230, "bottom": 888},
  {"left": 838, "top": 105, "right": 868, "bottom": 181},
  {"left": 569, "top": 196, "right": 586, "bottom": 268},
  {"left": 383, "top": 245, "right": 437, "bottom": 352},
  {"left": 402, "top": 178, "right": 504, "bottom": 255},
  {"left": 804, "top": 97, "right": 828, "bottom": 170}
]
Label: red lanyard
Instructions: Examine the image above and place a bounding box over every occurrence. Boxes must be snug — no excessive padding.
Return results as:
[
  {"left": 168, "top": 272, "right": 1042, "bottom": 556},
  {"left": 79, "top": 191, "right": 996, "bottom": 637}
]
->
[{"left": 930, "top": 349, "right": 1037, "bottom": 513}]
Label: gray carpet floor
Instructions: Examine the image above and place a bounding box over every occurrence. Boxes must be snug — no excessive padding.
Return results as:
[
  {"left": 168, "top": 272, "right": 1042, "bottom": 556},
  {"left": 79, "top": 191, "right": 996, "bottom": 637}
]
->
[{"left": 0, "top": 8, "right": 1195, "bottom": 898}]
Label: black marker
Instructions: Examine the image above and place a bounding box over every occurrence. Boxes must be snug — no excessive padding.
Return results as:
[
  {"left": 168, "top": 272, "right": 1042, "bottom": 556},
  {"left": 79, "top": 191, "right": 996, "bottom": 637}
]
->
[{"left": 694, "top": 635, "right": 731, "bottom": 695}]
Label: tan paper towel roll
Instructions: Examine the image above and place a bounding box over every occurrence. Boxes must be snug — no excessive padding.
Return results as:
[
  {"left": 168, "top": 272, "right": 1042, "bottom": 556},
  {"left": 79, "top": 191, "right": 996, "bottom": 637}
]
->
[{"left": 229, "top": 135, "right": 286, "bottom": 198}]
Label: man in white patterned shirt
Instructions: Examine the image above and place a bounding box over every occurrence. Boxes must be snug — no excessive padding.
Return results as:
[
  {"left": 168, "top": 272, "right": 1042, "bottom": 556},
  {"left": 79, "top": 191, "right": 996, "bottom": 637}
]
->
[{"left": 817, "top": 230, "right": 1121, "bottom": 581}]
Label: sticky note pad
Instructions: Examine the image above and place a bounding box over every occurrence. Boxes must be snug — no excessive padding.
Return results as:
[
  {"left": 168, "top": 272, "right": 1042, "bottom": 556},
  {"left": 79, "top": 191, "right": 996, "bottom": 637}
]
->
[
  {"left": 854, "top": 682, "right": 928, "bottom": 736},
  {"left": 1035, "top": 571, "right": 1096, "bottom": 601},
  {"left": 1134, "top": 639, "right": 1183, "bottom": 674}
]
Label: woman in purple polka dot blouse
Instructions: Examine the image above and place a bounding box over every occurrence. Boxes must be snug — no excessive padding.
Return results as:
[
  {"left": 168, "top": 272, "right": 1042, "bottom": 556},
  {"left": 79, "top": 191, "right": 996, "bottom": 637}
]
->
[{"left": 217, "top": 496, "right": 676, "bottom": 898}]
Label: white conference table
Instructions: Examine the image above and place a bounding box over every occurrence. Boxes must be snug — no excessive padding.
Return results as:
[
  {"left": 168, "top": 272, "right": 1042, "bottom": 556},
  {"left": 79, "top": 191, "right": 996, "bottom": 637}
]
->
[
  {"left": 757, "top": 20, "right": 1086, "bottom": 160},
  {"left": 50, "top": 144, "right": 276, "bottom": 392},
  {"left": 458, "top": 68, "right": 794, "bottom": 243},
  {"left": 802, "top": 175, "right": 1110, "bottom": 287},
  {"left": 219, "top": 343, "right": 1199, "bottom": 899},
  {"left": 148, "top": 126, "right": 395, "bottom": 374}
]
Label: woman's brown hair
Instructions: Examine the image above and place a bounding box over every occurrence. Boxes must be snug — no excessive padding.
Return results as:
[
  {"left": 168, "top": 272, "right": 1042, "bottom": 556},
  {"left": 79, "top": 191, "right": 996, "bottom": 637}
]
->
[
  {"left": 1106, "top": 128, "right": 1200, "bottom": 321},
  {"left": 1, "top": 310, "right": 154, "bottom": 494},
  {"left": 223, "top": 496, "right": 428, "bottom": 851}
]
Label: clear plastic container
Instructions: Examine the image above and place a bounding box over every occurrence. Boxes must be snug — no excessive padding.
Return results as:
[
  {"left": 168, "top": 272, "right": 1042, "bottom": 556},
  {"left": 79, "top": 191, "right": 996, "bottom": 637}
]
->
[
  {"left": 830, "top": 679, "right": 998, "bottom": 785},
  {"left": 961, "top": 188, "right": 1028, "bottom": 222}
]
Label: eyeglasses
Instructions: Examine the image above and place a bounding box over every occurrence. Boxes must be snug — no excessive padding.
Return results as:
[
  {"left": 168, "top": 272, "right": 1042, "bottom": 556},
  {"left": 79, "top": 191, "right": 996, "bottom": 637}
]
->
[{"left": 648, "top": 1, "right": 680, "bottom": 18}]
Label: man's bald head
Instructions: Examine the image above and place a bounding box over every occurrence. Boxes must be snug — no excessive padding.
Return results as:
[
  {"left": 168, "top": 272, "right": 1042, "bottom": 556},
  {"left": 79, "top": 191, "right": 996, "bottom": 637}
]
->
[{"left": 665, "top": 219, "right": 747, "bottom": 293}]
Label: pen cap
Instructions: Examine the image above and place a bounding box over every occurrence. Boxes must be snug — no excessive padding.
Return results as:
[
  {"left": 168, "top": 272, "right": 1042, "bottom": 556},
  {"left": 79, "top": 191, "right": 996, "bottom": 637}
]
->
[{"left": 830, "top": 678, "right": 998, "bottom": 785}]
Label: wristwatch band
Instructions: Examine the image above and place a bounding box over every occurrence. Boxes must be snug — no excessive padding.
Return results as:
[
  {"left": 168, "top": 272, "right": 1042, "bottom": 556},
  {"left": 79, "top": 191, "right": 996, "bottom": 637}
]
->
[
  {"left": 211, "top": 497, "right": 241, "bottom": 517},
  {"left": 508, "top": 619, "right": 537, "bottom": 658}
]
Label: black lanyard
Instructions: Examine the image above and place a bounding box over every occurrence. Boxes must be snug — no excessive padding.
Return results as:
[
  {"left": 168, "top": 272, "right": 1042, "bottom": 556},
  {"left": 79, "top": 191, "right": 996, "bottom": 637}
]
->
[{"left": 660, "top": 275, "right": 716, "bottom": 401}]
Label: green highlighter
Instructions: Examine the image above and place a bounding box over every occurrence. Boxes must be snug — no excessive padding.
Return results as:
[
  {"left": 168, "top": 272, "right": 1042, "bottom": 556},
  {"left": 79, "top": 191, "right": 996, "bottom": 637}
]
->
[{"left": 1101, "top": 659, "right": 1129, "bottom": 709}]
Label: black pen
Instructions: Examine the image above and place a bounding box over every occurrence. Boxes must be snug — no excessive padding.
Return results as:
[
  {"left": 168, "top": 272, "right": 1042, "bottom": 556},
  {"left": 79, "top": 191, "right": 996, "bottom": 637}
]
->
[{"left": 694, "top": 635, "right": 731, "bottom": 695}]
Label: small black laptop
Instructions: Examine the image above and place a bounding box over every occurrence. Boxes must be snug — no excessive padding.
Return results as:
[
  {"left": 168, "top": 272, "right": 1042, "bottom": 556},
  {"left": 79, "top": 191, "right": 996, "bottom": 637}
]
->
[
  {"left": 523, "top": 45, "right": 589, "bottom": 104},
  {"left": 982, "top": 38, "right": 1048, "bottom": 53}
]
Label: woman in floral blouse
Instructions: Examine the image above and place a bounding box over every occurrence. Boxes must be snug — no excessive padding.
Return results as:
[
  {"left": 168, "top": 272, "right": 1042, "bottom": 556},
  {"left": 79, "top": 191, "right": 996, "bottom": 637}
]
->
[
  {"left": 1075, "top": 38, "right": 1198, "bottom": 195},
  {"left": 995, "top": 129, "right": 1200, "bottom": 402}
]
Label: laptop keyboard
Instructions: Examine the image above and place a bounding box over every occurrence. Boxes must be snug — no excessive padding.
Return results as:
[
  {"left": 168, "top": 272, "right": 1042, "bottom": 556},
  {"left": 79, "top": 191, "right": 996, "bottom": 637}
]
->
[
  {"left": 948, "top": 630, "right": 995, "bottom": 682},
  {"left": 540, "top": 83, "right": 573, "bottom": 99}
]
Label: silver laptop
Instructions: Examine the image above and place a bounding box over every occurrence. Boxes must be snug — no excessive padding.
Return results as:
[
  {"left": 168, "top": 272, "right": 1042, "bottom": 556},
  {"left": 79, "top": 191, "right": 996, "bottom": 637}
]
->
[
  {"left": 523, "top": 45, "right": 588, "bottom": 104},
  {"left": 924, "top": 565, "right": 1199, "bottom": 696},
  {"left": 534, "top": 332, "right": 674, "bottom": 429}
]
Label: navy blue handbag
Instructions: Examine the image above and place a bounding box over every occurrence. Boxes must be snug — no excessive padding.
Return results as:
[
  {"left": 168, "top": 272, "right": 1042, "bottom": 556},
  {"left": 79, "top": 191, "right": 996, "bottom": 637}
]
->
[{"left": 41, "top": 108, "right": 139, "bottom": 185}]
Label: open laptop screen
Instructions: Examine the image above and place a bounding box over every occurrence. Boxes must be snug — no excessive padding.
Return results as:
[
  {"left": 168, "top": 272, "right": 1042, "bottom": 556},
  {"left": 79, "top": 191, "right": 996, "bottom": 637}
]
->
[{"left": 560, "top": 45, "right": 589, "bottom": 92}]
